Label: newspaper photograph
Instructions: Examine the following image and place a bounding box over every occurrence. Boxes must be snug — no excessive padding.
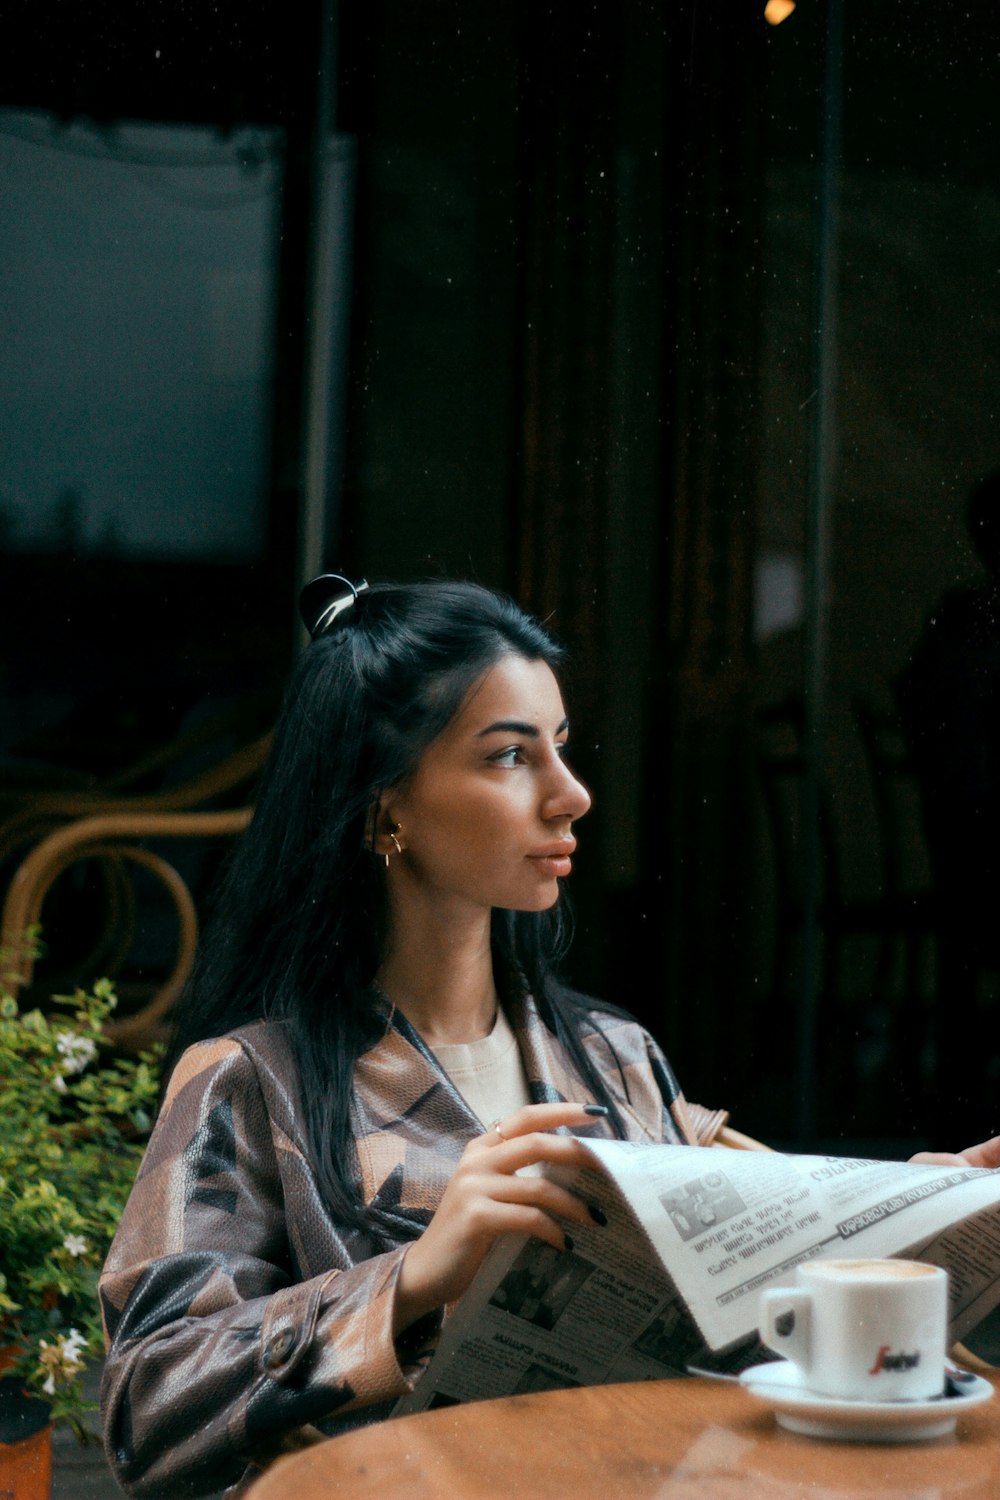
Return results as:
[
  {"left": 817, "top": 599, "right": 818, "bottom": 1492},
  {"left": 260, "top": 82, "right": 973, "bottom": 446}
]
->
[{"left": 396, "top": 1142, "right": 1000, "bottom": 1415}]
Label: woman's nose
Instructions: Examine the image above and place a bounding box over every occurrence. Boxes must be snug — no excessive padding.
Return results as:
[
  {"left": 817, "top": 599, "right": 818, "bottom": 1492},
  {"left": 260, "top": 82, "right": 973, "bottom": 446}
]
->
[{"left": 544, "top": 758, "right": 592, "bottom": 822}]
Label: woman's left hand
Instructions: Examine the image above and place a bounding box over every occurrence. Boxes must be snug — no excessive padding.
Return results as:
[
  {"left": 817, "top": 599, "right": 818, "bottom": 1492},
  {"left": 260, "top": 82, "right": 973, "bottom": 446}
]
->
[{"left": 909, "top": 1136, "right": 1000, "bottom": 1168}]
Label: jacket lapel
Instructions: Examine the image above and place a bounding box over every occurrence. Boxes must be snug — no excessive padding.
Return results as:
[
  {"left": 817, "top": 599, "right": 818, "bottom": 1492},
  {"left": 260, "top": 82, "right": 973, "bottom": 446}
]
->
[
  {"left": 506, "top": 991, "right": 591, "bottom": 1108},
  {"left": 351, "top": 1003, "right": 482, "bottom": 1226},
  {"left": 350, "top": 991, "right": 618, "bottom": 1228}
]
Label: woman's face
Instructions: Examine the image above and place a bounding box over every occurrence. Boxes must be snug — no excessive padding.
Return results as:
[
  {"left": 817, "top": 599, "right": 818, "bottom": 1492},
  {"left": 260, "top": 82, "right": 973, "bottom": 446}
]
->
[{"left": 386, "top": 655, "right": 591, "bottom": 914}]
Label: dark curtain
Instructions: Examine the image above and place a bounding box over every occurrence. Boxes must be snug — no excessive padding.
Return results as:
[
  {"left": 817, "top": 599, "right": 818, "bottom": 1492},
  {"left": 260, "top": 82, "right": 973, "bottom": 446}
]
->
[{"left": 512, "top": 2, "right": 766, "bottom": 1109}]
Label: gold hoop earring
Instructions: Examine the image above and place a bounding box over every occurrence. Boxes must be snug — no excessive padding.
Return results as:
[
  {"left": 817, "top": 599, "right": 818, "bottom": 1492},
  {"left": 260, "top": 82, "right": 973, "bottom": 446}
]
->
[{"left": 383, "top": 825, "right": 403, "bottom": 868}]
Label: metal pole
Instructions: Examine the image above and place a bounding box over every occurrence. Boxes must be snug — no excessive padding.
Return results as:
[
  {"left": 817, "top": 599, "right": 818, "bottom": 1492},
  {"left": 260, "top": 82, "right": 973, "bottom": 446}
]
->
[
  {"left": 797, "top": 0, "right": 844, "bottom": 1144},
  {"left": 297, "top": 1, "right": 350, "bottom": 596}
]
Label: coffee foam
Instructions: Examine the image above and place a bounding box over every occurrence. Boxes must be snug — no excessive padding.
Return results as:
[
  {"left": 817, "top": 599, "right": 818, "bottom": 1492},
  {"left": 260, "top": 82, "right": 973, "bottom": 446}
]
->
[{"left": 806, "top": 1258, "right": 936, "bottom": 1280}]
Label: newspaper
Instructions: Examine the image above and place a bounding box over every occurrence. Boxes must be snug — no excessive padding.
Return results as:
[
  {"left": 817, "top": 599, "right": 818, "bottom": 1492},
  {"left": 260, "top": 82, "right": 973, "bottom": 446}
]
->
[{"left": 396, "top": 1142, "right": 1000, "bottom": 1414}]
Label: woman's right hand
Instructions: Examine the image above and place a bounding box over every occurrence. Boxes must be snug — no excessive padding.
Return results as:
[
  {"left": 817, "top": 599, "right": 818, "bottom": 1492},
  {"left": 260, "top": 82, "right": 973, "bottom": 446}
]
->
[
  {"left": 392, "top": 1102, "right": 604, "bottom": 1335},
  {"left": 909, "top": 1135, "right": 1000, "bottom": 1169}
]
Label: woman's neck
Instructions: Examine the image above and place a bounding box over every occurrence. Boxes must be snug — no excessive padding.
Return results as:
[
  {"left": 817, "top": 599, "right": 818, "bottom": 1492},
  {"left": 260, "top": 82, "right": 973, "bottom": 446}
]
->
[{"left": 376, "top": 897, "right": 498, "bottom": 1047}]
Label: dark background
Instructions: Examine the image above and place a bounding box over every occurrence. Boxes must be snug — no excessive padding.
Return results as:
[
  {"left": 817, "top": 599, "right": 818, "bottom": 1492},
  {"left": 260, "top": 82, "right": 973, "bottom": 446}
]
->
[{"left": 3, "top": 0, "right": 999, "bottom": 1151}]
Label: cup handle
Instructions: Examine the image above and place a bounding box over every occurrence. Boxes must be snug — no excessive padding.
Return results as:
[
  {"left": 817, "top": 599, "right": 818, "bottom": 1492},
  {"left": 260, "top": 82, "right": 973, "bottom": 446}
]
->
[{"left": 760, "top": 1287, "right": 812, "bottom": 1370}]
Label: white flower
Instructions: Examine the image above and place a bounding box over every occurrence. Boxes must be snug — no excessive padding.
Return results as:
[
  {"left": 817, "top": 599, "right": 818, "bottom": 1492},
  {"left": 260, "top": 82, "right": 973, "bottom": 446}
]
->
[
  {"left": 37, "top": 1329, "right": 88, "bottom": 1393},
  {"left": 63, "top": 1234, "right": 88, "bottom": 1258},
  {"left": 63, "top": 1329, "right": 88, "bottom": 1362},
  {"left": 52, "top": 1075, "right": 67, "bottom": 1093},
  {"left": 55, "top": 1032, "right": 98, "bottom": 1075}
]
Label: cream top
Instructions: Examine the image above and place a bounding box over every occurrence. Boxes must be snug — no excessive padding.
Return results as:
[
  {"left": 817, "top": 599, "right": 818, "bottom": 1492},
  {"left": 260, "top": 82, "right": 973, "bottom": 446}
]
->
[{"left": 430, "top": 1004, "right": 533, "bottom": 1128}]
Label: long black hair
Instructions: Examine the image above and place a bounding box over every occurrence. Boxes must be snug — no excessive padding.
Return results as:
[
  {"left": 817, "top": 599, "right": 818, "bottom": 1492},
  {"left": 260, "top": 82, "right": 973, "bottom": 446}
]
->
[{"left": 164, "top": 579, "right": 626, "bottom": 1231}]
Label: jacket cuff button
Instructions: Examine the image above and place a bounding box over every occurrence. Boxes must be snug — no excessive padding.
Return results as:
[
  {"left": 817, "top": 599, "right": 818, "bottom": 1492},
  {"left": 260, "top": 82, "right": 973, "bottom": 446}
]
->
[{"left": 263, "top": 1329, "right": 296, "bottom": 1369}]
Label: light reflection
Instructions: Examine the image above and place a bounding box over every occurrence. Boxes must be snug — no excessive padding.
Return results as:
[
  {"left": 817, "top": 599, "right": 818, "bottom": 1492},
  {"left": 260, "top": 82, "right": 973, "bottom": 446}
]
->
[{"left": 645, "top": 1418, "right": 975, "bottom": 1499}]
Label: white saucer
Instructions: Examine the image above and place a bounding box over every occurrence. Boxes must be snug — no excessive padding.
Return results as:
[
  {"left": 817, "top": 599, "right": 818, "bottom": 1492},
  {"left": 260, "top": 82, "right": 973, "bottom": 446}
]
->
[{"left": 739, "top": 1361, "right": 995, "bottom": 1442}]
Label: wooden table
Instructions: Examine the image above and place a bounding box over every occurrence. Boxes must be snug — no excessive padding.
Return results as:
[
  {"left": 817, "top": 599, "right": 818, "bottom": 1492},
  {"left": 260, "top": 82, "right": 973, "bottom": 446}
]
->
[{"left": 246, "top": 1373, "right": 1000, "bottom": 1499}]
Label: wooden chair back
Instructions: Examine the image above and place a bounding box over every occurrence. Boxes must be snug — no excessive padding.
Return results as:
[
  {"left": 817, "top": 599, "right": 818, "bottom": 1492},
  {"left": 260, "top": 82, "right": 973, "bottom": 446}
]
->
[{"left": 1, "top": 807, "right": 252, "bottom": 1048}]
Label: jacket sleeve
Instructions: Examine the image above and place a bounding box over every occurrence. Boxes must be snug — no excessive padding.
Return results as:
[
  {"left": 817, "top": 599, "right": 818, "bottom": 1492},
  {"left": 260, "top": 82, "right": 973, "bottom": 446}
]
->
[{"left": 99, "top": 1039, "right": 432, "bottom": 1499}]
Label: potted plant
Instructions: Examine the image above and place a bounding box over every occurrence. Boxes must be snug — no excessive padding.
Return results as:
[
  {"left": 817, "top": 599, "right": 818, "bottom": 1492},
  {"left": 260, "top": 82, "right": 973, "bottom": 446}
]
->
[{"left": 0, "top": 932, "right": 160, "bottom": 1497}]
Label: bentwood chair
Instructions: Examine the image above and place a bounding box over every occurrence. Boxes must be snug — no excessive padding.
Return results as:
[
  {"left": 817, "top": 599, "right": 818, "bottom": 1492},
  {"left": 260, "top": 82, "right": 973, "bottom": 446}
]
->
[
  {"left": 686, "top": 1103, "right": 772, "bottom": 1152},
  {"left": 0, "top": 719, "right": 270, "bottom": 1023},
  {"left": 0, "top": 731, "right": 271, "bottom": 864},
  {"left": 0, "top": 806, "right": 253, "bottom": 1048}
]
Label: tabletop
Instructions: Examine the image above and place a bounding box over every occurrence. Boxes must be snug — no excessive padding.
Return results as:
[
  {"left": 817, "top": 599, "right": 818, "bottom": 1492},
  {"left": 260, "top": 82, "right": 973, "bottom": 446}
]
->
[{"left": 245, "top": 1372, "right": 1000, "bottom": 1500}]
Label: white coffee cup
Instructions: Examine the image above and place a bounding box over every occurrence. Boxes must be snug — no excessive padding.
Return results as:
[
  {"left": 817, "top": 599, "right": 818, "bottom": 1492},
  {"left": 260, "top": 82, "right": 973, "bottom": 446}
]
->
[{"left": 759, "top": 1258, "right": 948, "bottom": 1401}]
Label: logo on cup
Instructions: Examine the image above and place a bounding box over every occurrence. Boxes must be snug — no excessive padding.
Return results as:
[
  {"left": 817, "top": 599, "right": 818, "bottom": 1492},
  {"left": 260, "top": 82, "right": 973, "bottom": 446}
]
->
[{"left": 868, "top": 1346, "right": 921, "bottom": 1375}]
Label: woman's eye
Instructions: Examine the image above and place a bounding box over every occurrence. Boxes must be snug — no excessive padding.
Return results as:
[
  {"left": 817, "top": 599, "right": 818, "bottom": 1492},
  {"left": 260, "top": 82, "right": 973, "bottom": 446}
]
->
[{"left": 490, "top": 746, "right": 524, "bottom": 768}]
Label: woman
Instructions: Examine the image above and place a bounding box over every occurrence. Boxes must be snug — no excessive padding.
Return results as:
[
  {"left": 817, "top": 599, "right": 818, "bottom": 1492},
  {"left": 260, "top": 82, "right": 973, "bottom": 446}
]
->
[{"left": 99, "top": 576, "right": 700, "bottom": 1498}]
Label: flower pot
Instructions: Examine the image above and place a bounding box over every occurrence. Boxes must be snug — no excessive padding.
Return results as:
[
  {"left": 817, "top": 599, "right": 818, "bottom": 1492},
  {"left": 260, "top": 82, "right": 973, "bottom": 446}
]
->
[
  {"left": 0, "top": 1423, "right": 53, "bottom": 1500},
  {"left": 0, "top": 1374, "right": 53, "bottom": 1500}
]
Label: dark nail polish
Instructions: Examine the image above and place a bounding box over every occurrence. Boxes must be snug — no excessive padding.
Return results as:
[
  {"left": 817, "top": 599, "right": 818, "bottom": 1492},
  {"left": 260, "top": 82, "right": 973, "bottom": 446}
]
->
[
  {"left": 564, "top": 1233, "right": 575, "bottom": 1252},
  {"left": 583, "top": 1104, "right": 609, "bottom": 1117},
  {"left": 588, "top": 1202, "right": 608, "bottom": 1226}
]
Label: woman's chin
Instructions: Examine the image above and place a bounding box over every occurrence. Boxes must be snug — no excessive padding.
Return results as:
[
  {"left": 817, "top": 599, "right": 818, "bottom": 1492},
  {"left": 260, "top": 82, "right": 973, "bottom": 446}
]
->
[{"left": 501, "top": 883, "right": 563, "bottom": 914}]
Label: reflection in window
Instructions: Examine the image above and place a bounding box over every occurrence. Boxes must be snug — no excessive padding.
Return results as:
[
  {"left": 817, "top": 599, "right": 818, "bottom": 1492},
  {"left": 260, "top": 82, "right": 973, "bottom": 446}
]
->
[{"left": 0, "top": 112, "right": 282, "bottom": 561}]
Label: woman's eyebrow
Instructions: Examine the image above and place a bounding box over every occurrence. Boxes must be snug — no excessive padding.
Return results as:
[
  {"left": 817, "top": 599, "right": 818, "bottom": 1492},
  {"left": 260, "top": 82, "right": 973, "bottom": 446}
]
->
[{"left": 476, "top": 718, "right": 570, "bottom": 738}]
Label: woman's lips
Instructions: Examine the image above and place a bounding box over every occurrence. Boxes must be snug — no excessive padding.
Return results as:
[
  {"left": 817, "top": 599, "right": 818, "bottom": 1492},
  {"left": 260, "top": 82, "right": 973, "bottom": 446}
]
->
[{"left": 527, "top": 842, "right": 576, "bottom": 878}]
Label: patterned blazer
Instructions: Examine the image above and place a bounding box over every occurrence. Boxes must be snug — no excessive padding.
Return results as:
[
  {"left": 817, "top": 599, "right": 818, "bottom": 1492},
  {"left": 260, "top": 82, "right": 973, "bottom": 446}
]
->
[{"left": 99, "top": 992, "right": 690, "bottom": 1498}]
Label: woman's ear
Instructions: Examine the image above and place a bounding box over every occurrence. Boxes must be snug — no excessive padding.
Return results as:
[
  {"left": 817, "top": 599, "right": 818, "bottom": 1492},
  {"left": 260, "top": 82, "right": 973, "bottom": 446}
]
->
[
  {"left": 367, "top": 791, "right": 405, "bottom": 860},
  {"left": 364, "top": 797, "right": 380, "bottom": 855}
]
